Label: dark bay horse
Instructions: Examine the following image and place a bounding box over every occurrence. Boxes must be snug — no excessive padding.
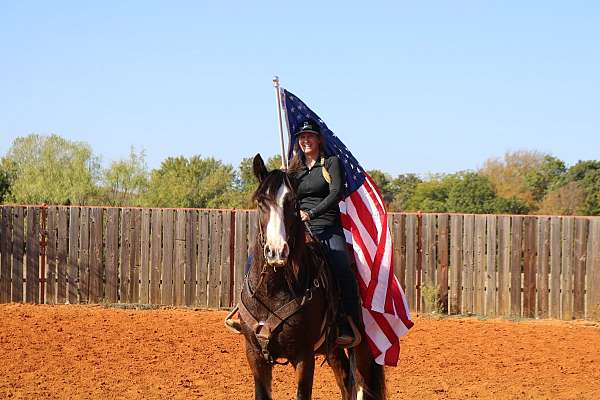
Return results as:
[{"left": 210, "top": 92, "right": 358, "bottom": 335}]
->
[{"left": 235, "top": 154, "right": 386, "bottom": 400}]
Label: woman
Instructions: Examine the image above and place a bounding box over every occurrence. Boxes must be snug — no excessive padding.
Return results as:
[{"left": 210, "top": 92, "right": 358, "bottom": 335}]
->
[{"left": 288, "top": 119, "right": 361, "bottom": 348}]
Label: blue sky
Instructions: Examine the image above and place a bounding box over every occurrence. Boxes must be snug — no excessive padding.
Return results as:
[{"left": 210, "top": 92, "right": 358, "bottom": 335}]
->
[{"left": 1, "top": 1, "right": 598, "bottom": 176}]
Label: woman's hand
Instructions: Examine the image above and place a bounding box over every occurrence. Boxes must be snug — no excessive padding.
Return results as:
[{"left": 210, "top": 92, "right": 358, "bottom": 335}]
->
[{"left": 300, "top": 210, "right": 310, "bottom": 222}]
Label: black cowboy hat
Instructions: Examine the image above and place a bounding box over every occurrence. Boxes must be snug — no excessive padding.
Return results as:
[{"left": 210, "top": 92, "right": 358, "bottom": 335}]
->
[{"left": 296, "top": 119, "right": 321, "bottom": 136}]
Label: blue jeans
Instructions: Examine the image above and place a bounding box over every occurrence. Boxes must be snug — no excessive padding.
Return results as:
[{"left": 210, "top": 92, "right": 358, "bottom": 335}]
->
[{"left": 310, "top": 224, "right": 360, "bottom": 315}]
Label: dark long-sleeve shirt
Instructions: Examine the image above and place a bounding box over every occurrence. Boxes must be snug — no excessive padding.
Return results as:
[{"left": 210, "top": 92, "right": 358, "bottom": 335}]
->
[{"left": 293, "top": 155, "right": 345, "bottom": 228}]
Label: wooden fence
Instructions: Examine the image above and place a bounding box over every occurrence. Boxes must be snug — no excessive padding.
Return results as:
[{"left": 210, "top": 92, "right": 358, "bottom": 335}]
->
[{"left": 1, "top": 205, "right": 599, "bottom": 320}]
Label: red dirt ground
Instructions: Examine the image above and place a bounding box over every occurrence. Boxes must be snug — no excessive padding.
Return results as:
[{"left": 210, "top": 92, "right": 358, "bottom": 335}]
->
[{"left": 0, "top": 304, "right": 599, "bottom": 399}]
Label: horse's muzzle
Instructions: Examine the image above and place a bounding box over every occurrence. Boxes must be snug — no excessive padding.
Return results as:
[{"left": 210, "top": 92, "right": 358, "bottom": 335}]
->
[{"left": 264, "top": 243, "right": 289, "bottom": 267}]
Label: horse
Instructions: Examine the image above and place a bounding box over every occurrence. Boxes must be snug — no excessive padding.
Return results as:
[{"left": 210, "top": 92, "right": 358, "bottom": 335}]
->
[{"left": 233, "top": 153, "right": 386, "bottom": 400}]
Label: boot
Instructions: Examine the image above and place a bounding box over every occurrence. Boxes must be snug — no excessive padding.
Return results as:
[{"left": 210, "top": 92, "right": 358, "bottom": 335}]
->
[{"left": 335, "top": 314, "right": 361, "bottom": 348}]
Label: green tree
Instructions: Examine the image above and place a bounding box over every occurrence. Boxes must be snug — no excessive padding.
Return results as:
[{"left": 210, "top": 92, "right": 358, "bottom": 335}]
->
[
  {"left": 389, "top": 173, "right": 422, "bottom": 212},
  {"left": 101, "top": 146, "right": 149, "bottom": 206},
  {"left": 525, "top": 155, "right": 566, "bottom": 201},
  {"left": 446, "top": 172, "right": 496, "bottom": 213},
  {"left": 404, "top": 174, "right": 451, "bottom": 212},
  {"left": 559, "top": 160, "right": 600, "bottom": 215},
  {"left": 143, "top": 155, "right": 235, "bottom": 208},
  {"left": 0, "top": 158, "right": 16, "bottom": 203},
  {"left": 5, "top": 134, "right": 100, "bottom": 205}
]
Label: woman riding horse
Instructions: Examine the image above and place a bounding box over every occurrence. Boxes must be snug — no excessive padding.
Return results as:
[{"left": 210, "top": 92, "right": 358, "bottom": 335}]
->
[{"left": 287, "top": 118, "right": 362, "bottom": 348}]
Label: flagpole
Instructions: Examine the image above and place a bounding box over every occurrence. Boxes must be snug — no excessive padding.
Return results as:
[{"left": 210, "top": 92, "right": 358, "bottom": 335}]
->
[{"left": 272, "top": 76, "right": 288, "bottom": 169}]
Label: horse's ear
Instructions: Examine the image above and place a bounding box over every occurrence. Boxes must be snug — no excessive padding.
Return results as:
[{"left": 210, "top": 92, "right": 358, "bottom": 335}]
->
[{"left": 253, "top": 153, "right": 268, "bottom": 182}]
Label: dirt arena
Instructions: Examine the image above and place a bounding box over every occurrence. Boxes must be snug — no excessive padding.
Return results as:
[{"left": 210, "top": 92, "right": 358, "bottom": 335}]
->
[{"left": 0, "top": 304, "right": 599, "bottom": 399}]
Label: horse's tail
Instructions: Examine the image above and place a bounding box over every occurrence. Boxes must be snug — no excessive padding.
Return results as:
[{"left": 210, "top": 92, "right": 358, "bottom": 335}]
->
[{"left": 349, "top": 342, "right": 386, "bottom": 400}]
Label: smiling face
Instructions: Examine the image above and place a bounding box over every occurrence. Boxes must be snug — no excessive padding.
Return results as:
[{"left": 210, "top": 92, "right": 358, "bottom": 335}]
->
[{"left": 298, "top": 132, "right": 321, "bottom": 158}]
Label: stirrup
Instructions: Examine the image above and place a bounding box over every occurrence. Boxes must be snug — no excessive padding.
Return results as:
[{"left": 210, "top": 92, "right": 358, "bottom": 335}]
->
[
  {"left": 224, "top": 305, "right": 242, "bottom": 334},
  {"left": 335, "top": 316, "right": 361, "bottom": 349}
]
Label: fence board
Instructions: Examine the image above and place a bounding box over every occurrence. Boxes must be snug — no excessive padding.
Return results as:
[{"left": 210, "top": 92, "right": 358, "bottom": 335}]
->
[
  {"left": 561, "top": 217, "right": 574, "bottom": 320},
  {"left": 497, "top": 216, "right": 511, "bottom": 316},
  {"left": 422, "top": 214, "right": 436, "bottom": 313},
  {"left": 474, "top": 215, "right": 486, "bottom": 315},
  {"left": 523, "top": 217, "right": 537, "bottom": 318},
  {"left": 11, "top": 207, "right": 25, "bottom": 303},
  {"left": 118, "top": 208, "right": 130, "bottom": 303},
  {"left": 437, "top": 214, "right": 449, "bottom": 313},
  {"left": 405, "top": 214, "right": 417, "bottom": 312},
  {"left": 549, "top": 217, "right": 562, "bottom": 319},
  {"left": 56, "top": 208, "right": 68, "bottom": 303},
  {"left": 196, "top": 210, "right": 209, "bottom": 306},
  {"left": 185, "top": 210, "right": 197, "bottom": 306},
  {"left": 510, "top": 216, "right": 523, "bottom": 317},
  {"left": 150, "top": 209, "right": 162, "bottom": 304},
  {"left": 573, "top": 218, "right": 588, "bottom": 319},
  {"left": 174, "top": 210, "right": 186, "bottom": 306},
  {"left": 220, "top": 210, "right": 232, "bottom": 308},
  {"left": 68, "top": 207, "right": 80, "bottom": 304},
  {"left": 449, "top": 214, "right": 463, "bottom": 314},
  {"left": 89, "top": 208, "right": 103, "bottom": 303},
  {"left": 462, "top": 214, "right": 474, "bottom": 314},
  {"left": 1, "top": 207, "right": 12, "bottom": 303},
  {"left": 105, "top": 208, "right": 119, "bottom": 303},
  {"left": 161, "top": 209, "right": 174, "bottom": 305},
  {"left": 485, "top": 215, "right": 497, "bottom": 317},
  {"left": 208, "top": 211, "right": 222, "bottom": 308},
  {"left": 234, "top": 211, "right": 248, "bottom": 305},
  {"left": 396, "top": 214, "right": 407, "bottom": 292},
  {"left": 79, "top": 208, "right": 91, "bottom": 302},
  {"left": 129, "top": 209, "right": 141, "bottom": 303},
  {"left": 588, "top": 220, "right": 600, "bottom": 320},
  {"left": 140, "top": 209, "right": 151, "bottom": 303},
  {"left": 25, "top": 208, "right": 40, "bottom": 303},
  {"left": 45, "top": 207, "right": 56, "bottom": 304},
  {"left": 537, "top": 217, "right": 551, "bottom": 318}
]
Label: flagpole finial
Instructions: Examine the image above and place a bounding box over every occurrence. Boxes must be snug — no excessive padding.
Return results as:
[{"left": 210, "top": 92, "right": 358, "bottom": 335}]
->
[{"left": 273, "top": 76, "right": 280, "bottom": 87}]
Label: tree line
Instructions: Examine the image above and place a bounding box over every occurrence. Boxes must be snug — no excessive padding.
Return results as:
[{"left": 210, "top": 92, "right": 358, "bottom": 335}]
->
[{"left": 1, "top": 134, "right": 598, "bottom": 216}]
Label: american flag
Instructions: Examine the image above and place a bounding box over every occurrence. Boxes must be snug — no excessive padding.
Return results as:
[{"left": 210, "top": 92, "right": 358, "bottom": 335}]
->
[{"left": 281, "top": 89, "right": 414, "bottom": 366}]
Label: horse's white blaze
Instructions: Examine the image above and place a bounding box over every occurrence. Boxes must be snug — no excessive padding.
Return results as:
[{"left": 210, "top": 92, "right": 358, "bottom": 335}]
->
[{"left": 265, "top": 182, "right": 289, "bottom": 256}]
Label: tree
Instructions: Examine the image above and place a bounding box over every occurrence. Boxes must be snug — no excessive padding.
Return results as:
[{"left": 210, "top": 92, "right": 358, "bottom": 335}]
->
[
  {"left": 446, "top": 172, "right": 496, "bottom": 214},
  {"left": 389, "top": 174, "right": 422, "bottom": 212},
  {"left": 367, "top": 169, "right": 396, "bottom": 205},
  {"left": 101, "top": 147, "right": 149, "bottom": 206},
  {"left": 0, "top": 158, "right": 16, "bottom": 203},
  {"left": 5, "top": 134, "right": 100, "bottom": 205},
  {"left": 559, "top": 160, "right": 600, "bottom": 215},
  {"left": 404, "top": 174, "right": 451, "bottom": 212},
  {"left": 480, "top": 150, "right": 548, "bottom": 208},
  {"left": 142, "top": 155, "right": 235, "bottom": 208},
  {"left": 524, "top": 155, "right": 566, "bottom": 201},
  {"left": 537, "top": 182, "right": 586, "bottom": 215}
]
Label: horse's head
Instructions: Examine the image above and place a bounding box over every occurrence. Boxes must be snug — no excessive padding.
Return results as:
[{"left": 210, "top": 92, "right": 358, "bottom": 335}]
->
[{"left": 252, "top": 153, "right": 299, "bottom": 268}]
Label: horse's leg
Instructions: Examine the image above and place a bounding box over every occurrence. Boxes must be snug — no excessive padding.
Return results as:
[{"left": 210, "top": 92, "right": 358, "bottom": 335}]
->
[
  {"left": 294, "top": 353, "right": 315, "bottom": 400},
  {"left": 245, "top": 345, "right": 273, "bottom": 400},
  {"left": 350, "top": 340, "right": 387, "bottom": 400},
  {"left": 327, "top": 347, "right": 355, "bottom": 400}
]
